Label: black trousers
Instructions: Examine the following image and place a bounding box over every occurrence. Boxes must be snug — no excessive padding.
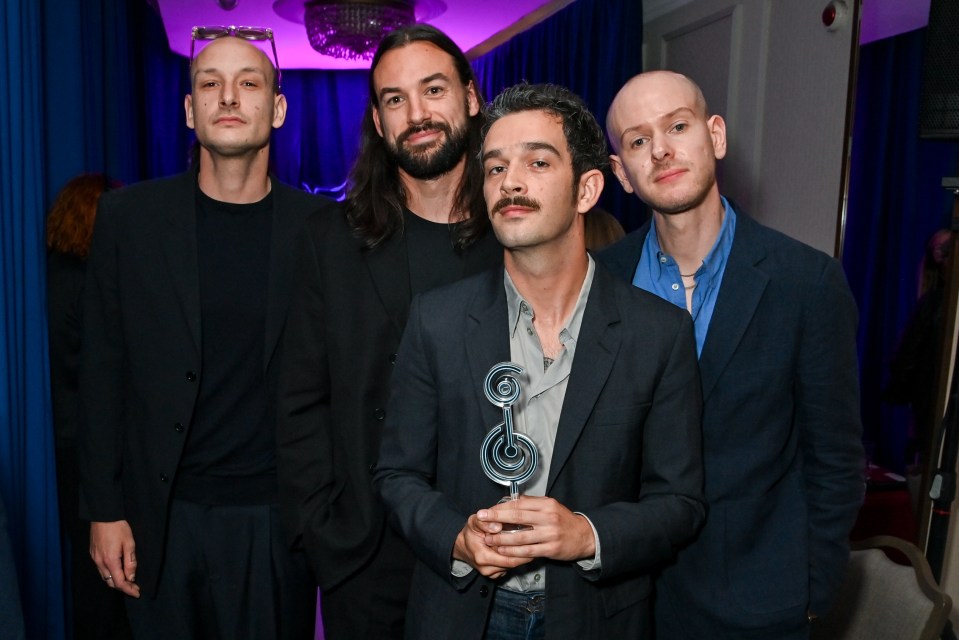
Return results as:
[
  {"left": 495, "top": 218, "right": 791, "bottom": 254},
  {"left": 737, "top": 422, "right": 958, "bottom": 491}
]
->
[
  {"left": 125, "top": 500, "right": 315, "bottom": 640},
  {"left": 319, "top": 524, "right": 415, "bottom": 640}
]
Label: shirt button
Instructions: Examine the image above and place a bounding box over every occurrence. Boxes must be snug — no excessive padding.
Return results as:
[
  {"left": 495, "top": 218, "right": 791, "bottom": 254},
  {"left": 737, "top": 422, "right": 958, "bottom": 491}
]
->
[
  {"left": 479, "top": 585, "right": 489, "bottom": 597},
  {"left": 534, "top": 573, "right": 541, "bottom": 582},
  {"left": 389, "top": 353, "right": 397, "bottom": 365},
  {"left": 368, "top": 463, "right": 376, "bottom": 475},
  {"left": 660, "top": 256, "right": 667, "bottom": 263},
  {"left": 185, "top": 371, "right": 197, "bottom": 382},
  {"left": 526, "top": 327, "right": 533, "bottom": 335},
  {"left": 374, "top": 408, "right": 385, "bottom": 421},
  {"left": 671, "top": 283, "right": 680, "bottom": 291},
  {"left": 159, "top": 473, "right": 168, "bottom": 483},
  {"left": 174, "top": 422, "right": 184, "bottom": 433}
]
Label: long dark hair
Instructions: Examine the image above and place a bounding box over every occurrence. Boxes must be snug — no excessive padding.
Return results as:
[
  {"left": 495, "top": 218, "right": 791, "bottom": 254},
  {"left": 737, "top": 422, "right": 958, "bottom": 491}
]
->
[{"left": 345, "top": 24, "right": 489, "bottom": 251}]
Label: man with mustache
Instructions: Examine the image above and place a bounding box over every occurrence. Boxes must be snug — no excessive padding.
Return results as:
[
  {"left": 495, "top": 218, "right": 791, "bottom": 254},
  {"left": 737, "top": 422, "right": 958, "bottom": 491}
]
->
[
  {"left": 374, "top": 82, "right": 705, "bottom": 640},
  {"left": 78, "top": 33, "right": 329, "bottom": 638},
  {"left": 276, "top": 24, "right": 501, "bottom": 639},
  {"left": 600, "top": 70, "right": 863, "bottom": 639}
]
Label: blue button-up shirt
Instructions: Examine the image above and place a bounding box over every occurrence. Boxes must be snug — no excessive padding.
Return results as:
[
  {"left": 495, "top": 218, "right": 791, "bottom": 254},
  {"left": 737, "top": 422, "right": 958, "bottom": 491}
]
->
[{"left": 632, "top": 197, "right": 737, "bottom": 356}]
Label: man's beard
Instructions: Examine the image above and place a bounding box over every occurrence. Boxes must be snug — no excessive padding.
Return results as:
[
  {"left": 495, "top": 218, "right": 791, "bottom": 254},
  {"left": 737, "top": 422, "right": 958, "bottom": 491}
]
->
[{"left": 388, "top": 121, "right": 470, "bottom": 180}]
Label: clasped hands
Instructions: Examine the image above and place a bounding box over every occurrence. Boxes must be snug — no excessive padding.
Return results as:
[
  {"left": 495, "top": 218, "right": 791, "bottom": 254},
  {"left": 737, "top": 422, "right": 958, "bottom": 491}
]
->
[{"left": 452, "top": 495, "right": 595, "bottom": 580}]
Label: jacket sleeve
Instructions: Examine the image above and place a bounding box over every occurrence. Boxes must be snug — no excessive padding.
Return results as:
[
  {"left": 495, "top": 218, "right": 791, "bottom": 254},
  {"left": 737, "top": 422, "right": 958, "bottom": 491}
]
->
[
  {"left": 798, "top": 258, "right": 865, "bottom": 615},
  {"left": 580, "top": 311, "right": 706, "bottom": 580},
  {"left": 373, "top": 296, "right": 474, "bottom": 586},
  {"left": 275, "top": 219, "right": 348, "bottom": 589},
  {"left": 77, "top": 195, "right": 127, "bottom": 522}
]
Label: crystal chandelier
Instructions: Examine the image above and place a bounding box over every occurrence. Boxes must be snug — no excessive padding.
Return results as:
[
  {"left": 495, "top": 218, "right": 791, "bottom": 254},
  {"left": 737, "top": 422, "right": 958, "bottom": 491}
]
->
[
  {"left": 305, "top": 1, "right": 415, "bottom": 60},
  {"left": 274, "top": 0, "right": 447, "bottom": 62}
]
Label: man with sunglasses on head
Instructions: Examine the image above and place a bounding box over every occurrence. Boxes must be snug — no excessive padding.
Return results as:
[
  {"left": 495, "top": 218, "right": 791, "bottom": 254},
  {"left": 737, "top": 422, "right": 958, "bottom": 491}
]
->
[
  {"left": 78, "top": 28, "right": 331, "bottom": 639},
  {"left": 276, "top": 24, "right": 501, "bottom": 639}
]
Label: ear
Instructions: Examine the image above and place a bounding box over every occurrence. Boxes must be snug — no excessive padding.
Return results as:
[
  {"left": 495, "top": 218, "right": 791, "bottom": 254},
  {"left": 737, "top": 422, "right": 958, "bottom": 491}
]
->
[
  {"left": 707, "top": 114, "right": 727, "bottom": 160},
  {"left": 184, "top": 94, "right": 195, "bottom": 130},
  {"left": 371, "top": 103, "right": 384, "bottom": 138},
  {"left": 608, "top": 155, "right": 634, "bottom": 194},
  {"left": 576, "top": 169, "right": 605, "bottom": 213},
  {"left": 466, "top": 81, "right": 480, "bottom": 117},
  {"left": 272, "top": 94, "right": 288, "bottom": 129}
]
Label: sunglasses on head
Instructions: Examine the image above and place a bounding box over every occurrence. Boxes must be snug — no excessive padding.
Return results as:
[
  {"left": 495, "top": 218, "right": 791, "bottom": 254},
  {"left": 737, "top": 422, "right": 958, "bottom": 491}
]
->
[{"left": 190, "top": 25, "right": 281, "bottom": 90}]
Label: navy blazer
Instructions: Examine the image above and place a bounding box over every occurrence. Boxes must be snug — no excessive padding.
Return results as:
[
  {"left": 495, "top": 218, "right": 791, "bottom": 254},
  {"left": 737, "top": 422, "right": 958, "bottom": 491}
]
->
[
  {"left": 374, "top": 263, "right": 706, "bottom": 639},
  {"left": 77, "top": 170, "right": 334, "bottom": 598},
  {"left": 599, "top": 213, "right": 864, "bottom": 637}
]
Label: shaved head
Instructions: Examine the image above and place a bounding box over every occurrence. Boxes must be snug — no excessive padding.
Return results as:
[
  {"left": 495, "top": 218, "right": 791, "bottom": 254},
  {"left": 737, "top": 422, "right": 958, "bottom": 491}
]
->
[
  {"left": 604, "top": 69, "right": 725, "bottom": 216},
  {"left": 190, "top": 36, "right": 279, "bottom": 94},
  {"left": 607, "top": 71, "right": 709, "bottom": 153}
]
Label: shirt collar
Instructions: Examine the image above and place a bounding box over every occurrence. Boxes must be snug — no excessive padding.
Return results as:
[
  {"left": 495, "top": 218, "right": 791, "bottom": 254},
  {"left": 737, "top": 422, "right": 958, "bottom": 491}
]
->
[
  {"left": 645, "top": 196, "right": 737, "bottom": 285},
  {"left": 505, "top": 256, "right": 596, "bottom": 344}
]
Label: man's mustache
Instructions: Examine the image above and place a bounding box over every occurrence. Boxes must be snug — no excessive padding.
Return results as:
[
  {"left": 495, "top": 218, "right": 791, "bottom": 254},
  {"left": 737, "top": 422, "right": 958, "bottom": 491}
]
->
[
  {"left": 397, "top": 123, "right": 451, "bottom": 145},
  {"left": 492, "top": 195, "right": 541, "bottom": 215}
]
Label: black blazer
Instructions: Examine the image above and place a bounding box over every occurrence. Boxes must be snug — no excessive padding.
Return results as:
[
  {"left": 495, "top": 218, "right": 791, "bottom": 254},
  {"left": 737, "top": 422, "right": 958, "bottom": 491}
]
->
[
  {"left": 276, "top": 209, "right": 502, "bottom": 591},
  {"left": 374, "top": 264, "right": 705, "bottom": 639},
  {"left": 599, "top": 213, "right": 864, "bottom": 636},
  {"left": 77, "top": 170, "right": 334, "bottom": 598}
]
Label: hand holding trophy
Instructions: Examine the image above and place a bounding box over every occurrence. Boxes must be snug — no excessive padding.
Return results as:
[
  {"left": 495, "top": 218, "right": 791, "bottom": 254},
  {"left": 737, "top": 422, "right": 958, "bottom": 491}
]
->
[{"left": 481, "top": 362, "right": 539, "bottom": 531}]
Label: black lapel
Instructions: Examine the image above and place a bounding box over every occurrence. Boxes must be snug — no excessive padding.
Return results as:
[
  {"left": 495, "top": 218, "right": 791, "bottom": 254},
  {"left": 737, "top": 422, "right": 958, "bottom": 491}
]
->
[
  {"left": 464, "top": 268, "right": 512, "bottom": 441},
  {"left": 161, "top": 171, "right": 202, "bottom": 354},
  {"left": 364, "top": 229, "right": 412, "bottom": 340},
  {"left": 263, "top": 179, "right": 303, "bottom": 371},
  {"left": 698, "top": 215, "right": 769, "bottom": 400},
  {"left": 547, "top": 266, "right": 621, "bottom": 493}
]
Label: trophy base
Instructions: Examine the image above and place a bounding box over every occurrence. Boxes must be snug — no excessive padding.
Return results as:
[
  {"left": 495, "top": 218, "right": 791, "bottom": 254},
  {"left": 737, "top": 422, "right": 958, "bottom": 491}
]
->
[{"left": 496, "top": 495, "right": 532, "bottom": 532}]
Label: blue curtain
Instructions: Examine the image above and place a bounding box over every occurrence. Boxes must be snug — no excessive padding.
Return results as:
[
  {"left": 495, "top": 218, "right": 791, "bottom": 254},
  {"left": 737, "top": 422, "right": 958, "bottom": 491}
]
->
[
  {"left": 1, "top": 1, "right": 66, "bottom": 638},
  {"left": 271, "top": 69, "right": 369, "bottom": 200},
  {"left": 43, "top": 0, "right": 194, "bottom": 195},
  {"left": 842, "top": 27, "right": 959, "bottom": 472},
  {"left": 471, "top": 0, "right": 645, "bottom": 230}
]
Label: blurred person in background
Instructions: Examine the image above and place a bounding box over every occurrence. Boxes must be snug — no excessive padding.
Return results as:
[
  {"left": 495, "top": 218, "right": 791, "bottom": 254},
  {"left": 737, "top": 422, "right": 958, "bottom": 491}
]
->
[
  {"left": 46, "top": 173, "right": 132, "bottom": 640},
  {"left": 584, "top": 206, "right": 625, "bottom": 252},
  {"left": 886, "top": 229, "right": 955, "bottom": 483}
]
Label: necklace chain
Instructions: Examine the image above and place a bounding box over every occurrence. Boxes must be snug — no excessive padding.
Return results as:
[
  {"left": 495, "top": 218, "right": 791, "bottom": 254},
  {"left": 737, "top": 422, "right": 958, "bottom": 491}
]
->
[{"left": 679, "top": 260, "right": 704, "bottom": 278}]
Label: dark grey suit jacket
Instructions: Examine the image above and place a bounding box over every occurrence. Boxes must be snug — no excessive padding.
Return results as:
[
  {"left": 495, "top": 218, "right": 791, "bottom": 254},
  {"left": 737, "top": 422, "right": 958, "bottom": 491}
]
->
[
  {"left": 374, "top": 263, "right": 705, "bottom": 639},
  {"left": 600, "top": 213, "right": 865, "bottom": 638},
  {"left": 276, "top": 209, "right": 501, "bottom": 591},
  {"left": 77, "top": 170, "right": 334, "bottom": 598}
]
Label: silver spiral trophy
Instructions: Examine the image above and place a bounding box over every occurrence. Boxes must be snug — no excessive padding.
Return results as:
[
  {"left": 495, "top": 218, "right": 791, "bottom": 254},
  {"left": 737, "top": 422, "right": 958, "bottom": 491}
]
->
[{"left": 481, "top": 363, "right": 539, "bottom": 520}]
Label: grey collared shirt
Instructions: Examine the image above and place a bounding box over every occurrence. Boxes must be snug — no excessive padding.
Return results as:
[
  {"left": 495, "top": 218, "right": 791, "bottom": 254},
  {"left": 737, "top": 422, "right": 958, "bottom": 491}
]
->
[
  {"left": 449, "top": 257, "right": 602, "bottom": 591},
  {"left": 502, "top": 255, "right": 602, "bottom": 593}
]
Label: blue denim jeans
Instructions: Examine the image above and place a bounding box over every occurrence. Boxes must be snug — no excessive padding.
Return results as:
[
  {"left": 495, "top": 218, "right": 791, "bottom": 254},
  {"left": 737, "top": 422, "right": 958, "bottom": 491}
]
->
[{"left": 484, "top": 588, "right": 546, "bottom": 640}]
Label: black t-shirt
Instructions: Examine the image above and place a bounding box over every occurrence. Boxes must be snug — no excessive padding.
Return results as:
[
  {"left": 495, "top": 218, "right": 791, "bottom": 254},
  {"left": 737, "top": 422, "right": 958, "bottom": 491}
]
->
[
  {"left": 175, "top": 188, "right": 275, "bottom": 505},
  {"left": 404, "top": 208, "right": 470, "bottom": 296}
]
